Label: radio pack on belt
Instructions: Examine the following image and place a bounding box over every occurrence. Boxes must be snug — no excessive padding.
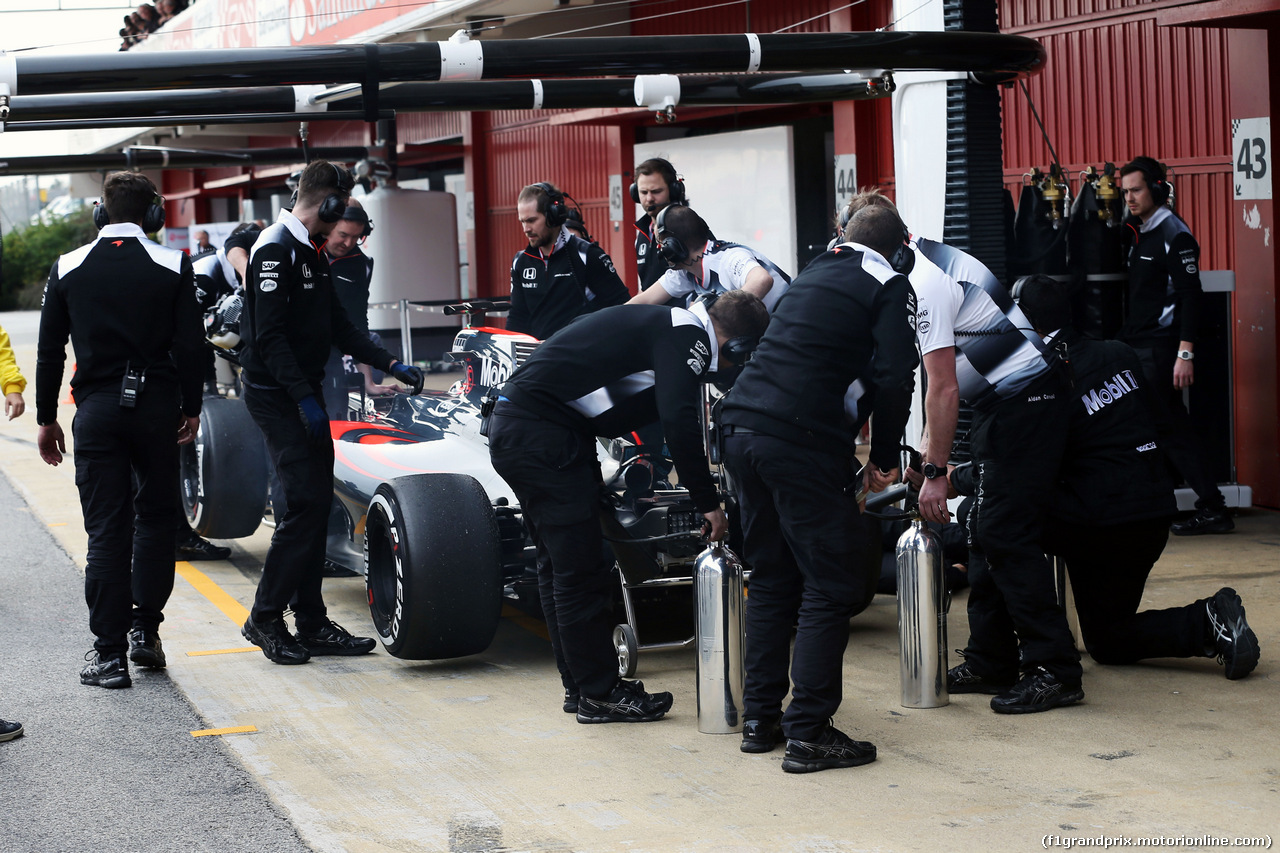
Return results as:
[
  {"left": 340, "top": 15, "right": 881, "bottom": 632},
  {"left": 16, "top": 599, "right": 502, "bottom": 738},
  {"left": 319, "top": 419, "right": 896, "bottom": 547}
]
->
[{"left": 120, "top": 362, "right": 146, "bottom": 409}]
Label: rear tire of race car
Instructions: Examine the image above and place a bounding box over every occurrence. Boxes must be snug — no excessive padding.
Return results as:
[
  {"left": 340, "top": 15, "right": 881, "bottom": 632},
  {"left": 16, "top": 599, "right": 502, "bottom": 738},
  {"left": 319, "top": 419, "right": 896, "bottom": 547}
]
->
[
  {"left": 364, "top": 474, "right": 503, "bottom": 660},
  {"left": 179, "top": 396, "right": 269, "bottom": 540}
]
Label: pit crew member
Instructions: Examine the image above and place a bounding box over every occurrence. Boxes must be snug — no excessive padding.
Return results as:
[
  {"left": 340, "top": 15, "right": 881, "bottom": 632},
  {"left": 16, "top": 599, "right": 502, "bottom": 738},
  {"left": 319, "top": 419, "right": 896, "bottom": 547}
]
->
[
  {"left": 508, "top": 182, "right": 629, "bottom": 340},
  {"left": 721, "top": 205, "right": 918, "bottom": 772},
  {"left": 488, "top": 292, "right": 768, "bottom": 724},
  {"left": 238, "top": 161, "right": 423, "bottom": 666},
  {"left": 632, "top": 157, "right": 686, "bottom": 293}
]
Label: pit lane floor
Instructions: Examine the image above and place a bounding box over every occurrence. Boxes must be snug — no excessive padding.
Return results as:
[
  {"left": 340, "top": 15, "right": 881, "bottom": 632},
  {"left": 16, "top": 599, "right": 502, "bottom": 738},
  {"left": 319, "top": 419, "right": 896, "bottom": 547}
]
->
[{"left": 1, "top": 309, "right": 1277, "bottom": 853}]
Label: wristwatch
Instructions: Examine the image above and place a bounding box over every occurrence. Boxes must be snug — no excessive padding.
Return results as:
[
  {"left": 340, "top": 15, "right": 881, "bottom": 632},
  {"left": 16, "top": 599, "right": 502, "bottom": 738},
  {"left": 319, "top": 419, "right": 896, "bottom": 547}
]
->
[
  {"left": 1177, "top": 350, "right": 1195, "bottom": 361},
  {"left": 922, "top": 461, "right": 946, "bottom": 480}
]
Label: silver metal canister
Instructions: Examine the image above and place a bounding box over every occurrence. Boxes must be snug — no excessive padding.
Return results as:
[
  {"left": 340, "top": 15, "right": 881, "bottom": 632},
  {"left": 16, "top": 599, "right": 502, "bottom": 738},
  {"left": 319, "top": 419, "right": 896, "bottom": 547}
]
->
[
  {"left": 896, "top": 519, "right": 949, "bottom": 708},
  {"left": 694, "top": 541, "right": 746, "bottom": 733}
]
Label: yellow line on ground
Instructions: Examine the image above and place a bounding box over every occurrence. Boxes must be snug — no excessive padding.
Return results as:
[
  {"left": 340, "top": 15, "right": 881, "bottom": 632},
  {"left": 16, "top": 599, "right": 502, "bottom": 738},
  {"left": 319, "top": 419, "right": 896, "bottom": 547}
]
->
[
  {"left": 502, "top": 603, "right": 549, "bottom": 641},
  {"left": 186, "top": 647, "right": 260, "bottom": 657},
  {"left": 47, "top": 522, "right": 67, "bottom": 527},
  {"left": 175, "top": 560, "right": 250, "bottom": 625},
  {"left": 191, "top": 725, "right": 257, "bottom": 738}
]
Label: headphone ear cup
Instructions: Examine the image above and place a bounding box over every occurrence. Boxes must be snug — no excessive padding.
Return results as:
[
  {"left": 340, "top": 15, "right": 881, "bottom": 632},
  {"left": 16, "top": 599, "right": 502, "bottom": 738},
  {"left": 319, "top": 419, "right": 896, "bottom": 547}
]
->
[
  {"left": 629, "top": 182, "right": 640, "bottom": 205},
  {"left": 671, "top": 178, "right": 686, "bottom": 205},
  {"left": 93, "top": 201, "right": 109, "bottom": 230},
  {"left": 318, "top": 193, "right": 346, "bottom": 223},
  {"left": 546, "top": 196, "right": 567, "bottom": 228},
  {"left": 141, "top": 196, "right": 165, "bottom": 233},
  {"left": 658, "top": 235, "right": 688, "bottom": 266}
]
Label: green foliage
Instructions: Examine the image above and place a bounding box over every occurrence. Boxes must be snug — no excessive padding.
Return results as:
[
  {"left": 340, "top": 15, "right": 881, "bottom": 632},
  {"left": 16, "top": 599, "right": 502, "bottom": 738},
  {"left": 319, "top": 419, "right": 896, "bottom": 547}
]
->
[{"left": 1, "top": 209, "right": 99, "bottom": 310}]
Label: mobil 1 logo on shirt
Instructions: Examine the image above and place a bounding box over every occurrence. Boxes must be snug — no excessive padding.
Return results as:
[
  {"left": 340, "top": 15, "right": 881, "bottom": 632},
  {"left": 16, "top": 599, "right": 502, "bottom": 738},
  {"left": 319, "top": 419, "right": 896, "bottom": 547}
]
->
[{"left": 1233, "top": 117, "right": 1272, "bottom": 200}]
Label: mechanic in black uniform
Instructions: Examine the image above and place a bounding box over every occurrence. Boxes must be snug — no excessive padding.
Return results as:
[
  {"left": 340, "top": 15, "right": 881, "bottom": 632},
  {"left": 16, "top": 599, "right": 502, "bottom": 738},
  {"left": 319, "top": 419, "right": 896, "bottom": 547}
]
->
[
  {"left": 1116, "top": 157, "right": 1232, "bottom": 535},
  {"left": 721, "top": 206, "right": 918, "bottom": 772},
  {"left": 846, "top": 189, "right": 1082, "bottom": 715},
  {"left": 488, "top": 291, "right": 769, "bottom": 723},
  {"left": 35, "top": 171, "right": 204, "bottom": 688},
  {"left": 320, "top": 200, "right": 398, "bottom": 419},
  {"left": 238, "top": 161, "right": 424, "bottom": 666},
  {"left": 1014, "top": 276, "right": 1259, "bottom": 678},
  {"left": 508, "top": 183, "right": 629, "bottom": 340},
  {"left": 632, "top": 157, "right": 686, "bottom": 293},
  {"left": 176, "top": 222, "right": 262, "bottom": 563}
]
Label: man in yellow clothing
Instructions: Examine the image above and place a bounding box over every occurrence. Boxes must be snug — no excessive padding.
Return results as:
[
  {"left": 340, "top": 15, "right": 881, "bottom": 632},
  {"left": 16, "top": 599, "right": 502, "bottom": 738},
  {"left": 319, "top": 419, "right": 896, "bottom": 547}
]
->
[{"left": 0, "top": 322, "right": 27, "bottom": 741}]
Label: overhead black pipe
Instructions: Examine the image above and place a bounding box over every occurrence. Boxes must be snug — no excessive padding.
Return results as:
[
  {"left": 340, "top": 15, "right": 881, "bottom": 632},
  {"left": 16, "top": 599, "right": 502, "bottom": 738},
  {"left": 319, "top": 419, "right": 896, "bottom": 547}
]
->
[
  {"left": 3, "top": 72, "right": 891, "bottom": 128},
  {"left": 5, "top": 32, "right": 1046, "bottom": 97},
  {"left": 4, "top": 111, "right": 394, "bottom": 133},
  {"left": 0, "top": 146, "right": 370, "bottom": 177}
]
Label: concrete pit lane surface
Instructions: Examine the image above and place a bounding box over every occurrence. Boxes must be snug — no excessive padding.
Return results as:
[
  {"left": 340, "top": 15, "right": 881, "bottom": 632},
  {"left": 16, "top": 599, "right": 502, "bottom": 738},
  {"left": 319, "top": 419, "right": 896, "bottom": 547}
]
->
[{"left": 1, "top": 309, "right": 1277, "bottom": 853}]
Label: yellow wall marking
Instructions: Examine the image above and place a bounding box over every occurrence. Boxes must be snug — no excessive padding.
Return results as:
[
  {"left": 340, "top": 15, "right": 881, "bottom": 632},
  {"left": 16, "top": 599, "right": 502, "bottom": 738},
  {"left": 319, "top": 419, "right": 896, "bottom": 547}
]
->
[
  {"left": 175, "top": 561, "right": 250, "bottom": 625},
  {"left": 191, "top": 725, "right": 257, "bottom": 738},
  {"left": 187, "top": 647, "right": 260, "bottom": 657}
]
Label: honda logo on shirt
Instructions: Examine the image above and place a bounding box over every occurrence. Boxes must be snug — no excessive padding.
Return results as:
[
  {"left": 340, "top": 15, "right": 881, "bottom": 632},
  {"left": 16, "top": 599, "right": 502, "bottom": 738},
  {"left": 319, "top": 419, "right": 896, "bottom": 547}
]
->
[{"left": 522, "top": 268, "right": 537, "bottom": 281}]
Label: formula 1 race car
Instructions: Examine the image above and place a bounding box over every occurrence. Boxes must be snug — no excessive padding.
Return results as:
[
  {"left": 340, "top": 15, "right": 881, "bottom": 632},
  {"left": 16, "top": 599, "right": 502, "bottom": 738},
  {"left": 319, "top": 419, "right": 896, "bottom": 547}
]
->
[{"left": 179, "top": 301, "right": 715, "bottom": 665}]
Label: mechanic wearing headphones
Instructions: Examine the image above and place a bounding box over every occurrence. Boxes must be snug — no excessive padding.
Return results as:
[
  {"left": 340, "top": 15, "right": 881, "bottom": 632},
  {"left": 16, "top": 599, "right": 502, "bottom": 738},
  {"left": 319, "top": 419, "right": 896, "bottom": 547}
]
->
[
  {"left": 488, "top": 291, "right": 768, "bottom": 724},
  {"left": 627, "top": 205, "right": 791, "bottom": 312},
  {"left": 508, "top": 182, "right": 629, "bottom": 340},
  {"left": 321, "top": 199, "right": 398, "bottom": 419},
  {"left": 720, "top": 206, "right": 917, "bottom": 772},
  {"left": 632, "top": 157, "right": 686, "bottom": 292},
  {"left": 999, "top": 276, "right": 1259, "bottom": 679},
  {"left": 35, "top": 171, "right": 205, "bottom": 688},
  {"left": 172, "top": 223, "right": 261, "bottom": 564},
  {"left": 845, "top": 189, "right": 1082, "bottom": 714},
  {"left": 1116, "top": 157, "right": 1231, "bottom": 536},
  {"left": 238, "top": 161, "right": 424, "bottom": 666}
]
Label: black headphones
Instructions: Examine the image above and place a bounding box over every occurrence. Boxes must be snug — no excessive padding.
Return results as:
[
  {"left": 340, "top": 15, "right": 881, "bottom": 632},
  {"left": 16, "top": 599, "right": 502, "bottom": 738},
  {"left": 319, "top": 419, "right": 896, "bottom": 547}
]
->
[
  {"left": 655, "top": 204, "right": 692, "bottom": 267},
  {"left": 630, "top": 159, "right": 687, "bottom": 206},
  {"left": 1125, "top": 157, "right": 1170, "bottom": 206},
  {"left": 531, "top": 182, "right": 569, "bottom": 228},
  {"left": 720, "top": 335, "right": 760, "bottom": 366},
  {"left": 888, "top": 227, "right": 915, "bottom": 276},
  {"left": 94, "top": 192, "right": 165, "bottom": 233},
  {"left": 317, "top": 163, "right": 355, "bottom": 224}
]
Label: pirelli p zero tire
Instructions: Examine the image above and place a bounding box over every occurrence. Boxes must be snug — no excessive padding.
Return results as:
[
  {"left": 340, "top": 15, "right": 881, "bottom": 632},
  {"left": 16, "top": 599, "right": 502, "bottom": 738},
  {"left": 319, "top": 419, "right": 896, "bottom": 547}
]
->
[
  {"left": 179, "top": 396, "right": 269, "bottom": 540},
  {"left": 364, "top": 473, "right": 503, "bottom": 660}
]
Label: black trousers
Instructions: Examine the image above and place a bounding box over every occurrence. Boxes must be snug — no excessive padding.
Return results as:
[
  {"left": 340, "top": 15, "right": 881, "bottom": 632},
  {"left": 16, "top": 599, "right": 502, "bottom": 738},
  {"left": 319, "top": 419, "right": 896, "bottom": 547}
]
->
[
  {"left": 72, "top": 391, "right": 179, "bottom": 657},
  {"left": 724, "top": 433, "right": 870, "bottom": 742},
  {"left": 1131, "top": 341, "right": 1225, "bottom": 512},
  {"left": 1045, "top": 517, "right": 1210, "bottom": 664},
  {"left": 243, "top": 385, "right": 331, "bottom": 627},
  {"left": 965, "top": 375, "right": 1083, "bottom": 685},
  {"left": 487, "top": 403, "right": 617, "bottom": 700}
]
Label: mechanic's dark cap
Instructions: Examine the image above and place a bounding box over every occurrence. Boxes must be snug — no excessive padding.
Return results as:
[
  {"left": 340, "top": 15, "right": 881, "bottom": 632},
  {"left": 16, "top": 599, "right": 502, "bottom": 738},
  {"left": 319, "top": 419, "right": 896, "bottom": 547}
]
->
[{"left": 563, "top": 207, "right": 590, "bottom": 240}]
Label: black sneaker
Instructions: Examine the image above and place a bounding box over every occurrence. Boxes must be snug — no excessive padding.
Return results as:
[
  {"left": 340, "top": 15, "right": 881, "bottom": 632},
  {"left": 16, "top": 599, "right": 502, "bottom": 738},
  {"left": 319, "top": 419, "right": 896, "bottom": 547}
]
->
[
  {"left": 294, "top": 618, "right": 376, "bottom": 656},
  {"left": 947, "top": 660, "right": 1016, "bottom": 695},
  {"left": 990, "top": 666, "right": 1083, "bottom": 714},
  {"left": 128, "top": 627, "right": 166, "bottom": 669},
  {"left": 576, "top": 680, "right": 673, "bottom": 724},
  {"left": 740, "top": 717, "right": 785, "bottom": 754},
  {"left": 781, "top": 723, "right": 877, "bottom": 773},
  {"left": 242, "top": 616, "right": 311, "bottom": 665},
  {"left": 0, "top": 719, "right": 23, "bottom": 743},
  {"left": 81, "top": 651, "right": 132, "bottom": 689},
  {"left": 176, "top": 535, "right": 231, "bottom": 561},
  {"left": 1206, "top": 588, "right": 1260, "bottom": 680},
  {"left": 1171, "top": 508, "right": 1234, "bottom": 536},
  {"left": 563, "top": 689, "right": 580, "bottom": 714}
]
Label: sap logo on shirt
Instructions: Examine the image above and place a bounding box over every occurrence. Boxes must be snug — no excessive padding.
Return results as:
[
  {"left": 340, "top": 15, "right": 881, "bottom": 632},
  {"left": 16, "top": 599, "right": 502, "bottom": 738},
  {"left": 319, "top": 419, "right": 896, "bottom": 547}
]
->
[{"left": 261, "top": 261, "right": 280, "bottom": 271}]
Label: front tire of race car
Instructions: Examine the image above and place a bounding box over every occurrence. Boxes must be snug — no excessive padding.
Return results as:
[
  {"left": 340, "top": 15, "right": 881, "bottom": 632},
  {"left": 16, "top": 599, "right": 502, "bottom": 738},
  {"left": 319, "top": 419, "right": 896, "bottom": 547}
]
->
[
  {"left": 364, "top": 474, "right": 503, "bottom": 660},
  {"left": 179, "top": 396, "right": 269, "bottom": 540}
]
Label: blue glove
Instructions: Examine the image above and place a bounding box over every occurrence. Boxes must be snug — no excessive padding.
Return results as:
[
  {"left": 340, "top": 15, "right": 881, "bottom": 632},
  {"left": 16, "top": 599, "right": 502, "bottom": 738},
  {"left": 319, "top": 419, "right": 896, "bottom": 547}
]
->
[
  {"left": 390, "top": 362, "right": 425, "bottom": 395},
  {"left": 296, "top": 394, "right": 328, "bottom": 440}
]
